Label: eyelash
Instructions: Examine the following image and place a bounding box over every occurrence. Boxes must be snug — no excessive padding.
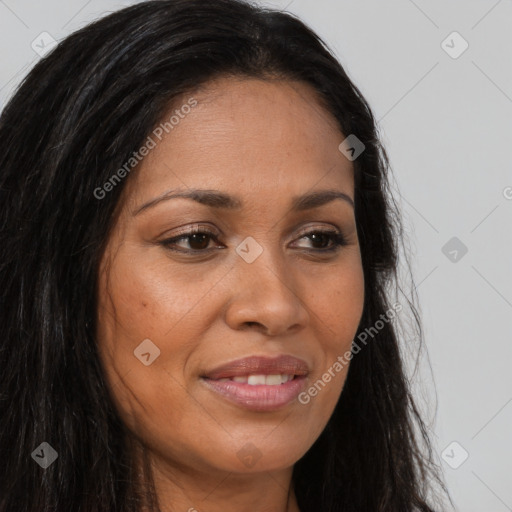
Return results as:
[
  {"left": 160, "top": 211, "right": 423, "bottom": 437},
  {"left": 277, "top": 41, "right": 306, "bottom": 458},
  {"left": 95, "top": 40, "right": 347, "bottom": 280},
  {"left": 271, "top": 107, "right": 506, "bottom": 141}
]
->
[{"left": 159, "top": 225, "right": 348, "bottom": 255}]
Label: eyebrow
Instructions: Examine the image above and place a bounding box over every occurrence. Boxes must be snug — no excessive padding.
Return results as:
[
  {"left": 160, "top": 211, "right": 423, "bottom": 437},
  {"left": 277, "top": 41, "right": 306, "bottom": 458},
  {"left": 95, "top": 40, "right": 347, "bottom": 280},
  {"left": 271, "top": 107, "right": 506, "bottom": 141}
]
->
[{"left": 133, "top": 188, "right": 354, "bottom": 216}]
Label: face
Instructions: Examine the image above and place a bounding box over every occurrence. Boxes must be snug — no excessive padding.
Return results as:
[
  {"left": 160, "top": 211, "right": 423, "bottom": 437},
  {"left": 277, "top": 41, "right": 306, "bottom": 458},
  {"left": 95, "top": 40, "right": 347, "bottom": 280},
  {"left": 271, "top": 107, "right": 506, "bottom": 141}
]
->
[{"left": 96, "top": 76, "right": 364, "bottom": 481}]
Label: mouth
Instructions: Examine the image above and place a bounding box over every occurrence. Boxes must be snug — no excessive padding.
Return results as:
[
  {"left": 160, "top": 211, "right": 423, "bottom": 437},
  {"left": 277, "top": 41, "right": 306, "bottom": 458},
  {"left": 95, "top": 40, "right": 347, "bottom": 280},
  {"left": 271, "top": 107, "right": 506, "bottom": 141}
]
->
[
  {"left": 213, "top": 374, "right": 297, "bottom": 384},
  {"left": 200, "top": 355, "right": 309, "bottom": 412}
]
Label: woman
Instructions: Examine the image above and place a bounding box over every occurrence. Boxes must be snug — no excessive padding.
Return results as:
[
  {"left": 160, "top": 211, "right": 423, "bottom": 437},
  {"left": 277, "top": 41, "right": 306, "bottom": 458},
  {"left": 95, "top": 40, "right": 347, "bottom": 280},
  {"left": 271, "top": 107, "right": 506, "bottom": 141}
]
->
[{"left": 0, "top": 1, "right": 449, "bottom": 510}]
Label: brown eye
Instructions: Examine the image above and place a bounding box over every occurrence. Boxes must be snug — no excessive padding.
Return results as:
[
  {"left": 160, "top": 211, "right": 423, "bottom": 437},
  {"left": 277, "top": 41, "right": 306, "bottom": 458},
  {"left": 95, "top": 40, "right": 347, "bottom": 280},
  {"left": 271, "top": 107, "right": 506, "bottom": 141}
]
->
[
  {"left": 307, "top": 232, "right": 334, "bottom": 249},
  {"left": 160, "top": 227, "right": 222, "bottom": 253},
  {"left": 294, "top": 230, "right": 347, "bottom": 252},
  {"left": 182, "top": 232, "right": 212, "bottom": 251}
]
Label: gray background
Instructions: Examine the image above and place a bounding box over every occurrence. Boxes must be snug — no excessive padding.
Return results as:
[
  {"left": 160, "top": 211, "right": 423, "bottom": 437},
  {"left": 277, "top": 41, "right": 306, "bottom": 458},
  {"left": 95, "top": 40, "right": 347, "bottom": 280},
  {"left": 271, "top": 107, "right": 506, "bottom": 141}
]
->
[{"left": 1, "top": 0, "right": 511, "bottom": 510}]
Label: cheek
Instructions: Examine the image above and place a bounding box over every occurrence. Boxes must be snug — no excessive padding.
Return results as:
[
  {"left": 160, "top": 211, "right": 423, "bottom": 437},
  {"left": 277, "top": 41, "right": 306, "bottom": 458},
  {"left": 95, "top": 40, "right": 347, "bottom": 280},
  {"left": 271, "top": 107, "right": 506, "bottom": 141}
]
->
[
  {"left": 98, "top": 254, "right": 214, "bottom": 349},
  {"left": 308, "top": 254, "right": 365, "bottom": 343},
  {"left": 300, "top": 255, "right": 364, "bottom": 422},
  {"left": 95, "top": 252, "right": 228, "bottom": 433}
]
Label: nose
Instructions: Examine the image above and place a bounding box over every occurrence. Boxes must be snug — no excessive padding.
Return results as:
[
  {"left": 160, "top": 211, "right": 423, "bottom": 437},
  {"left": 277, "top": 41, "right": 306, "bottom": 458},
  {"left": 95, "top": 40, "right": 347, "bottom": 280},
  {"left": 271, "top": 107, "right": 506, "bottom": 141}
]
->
[{"left": 223, "top": 244, "right": 310, "bottom": 337}]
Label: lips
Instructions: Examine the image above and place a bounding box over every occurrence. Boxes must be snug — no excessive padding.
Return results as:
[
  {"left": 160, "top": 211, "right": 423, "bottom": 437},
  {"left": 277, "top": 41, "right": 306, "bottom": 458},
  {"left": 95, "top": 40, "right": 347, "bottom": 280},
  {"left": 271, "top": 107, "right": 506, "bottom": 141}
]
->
[
  {"left": 200, "top": 355, "right": 310, "bottom": 411},
  {"left": 202, "top": 354, "right": 310, "bottom": 380}
]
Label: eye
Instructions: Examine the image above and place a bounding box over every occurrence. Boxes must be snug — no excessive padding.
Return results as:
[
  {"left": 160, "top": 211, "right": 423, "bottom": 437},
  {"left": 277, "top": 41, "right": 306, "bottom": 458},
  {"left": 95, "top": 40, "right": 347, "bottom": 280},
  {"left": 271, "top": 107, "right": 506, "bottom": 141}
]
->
[
  {"left": 293, "top": 229, "right": 348, "bottom": 252},
  {"left": 160, "top": 225, "right": 222, "bottom": 253}
]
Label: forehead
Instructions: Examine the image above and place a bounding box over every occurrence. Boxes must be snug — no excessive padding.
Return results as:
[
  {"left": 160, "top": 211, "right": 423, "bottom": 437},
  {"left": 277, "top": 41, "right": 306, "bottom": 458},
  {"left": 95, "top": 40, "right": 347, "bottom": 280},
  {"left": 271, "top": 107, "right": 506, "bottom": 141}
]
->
[{"left": 124, "top": 77, "right": 353, "bottom": 209}]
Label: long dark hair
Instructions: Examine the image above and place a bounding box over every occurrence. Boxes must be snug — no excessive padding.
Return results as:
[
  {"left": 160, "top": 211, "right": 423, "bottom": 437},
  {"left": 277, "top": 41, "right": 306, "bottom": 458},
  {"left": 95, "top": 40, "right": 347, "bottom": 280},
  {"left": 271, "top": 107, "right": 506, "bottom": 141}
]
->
[{"left": 0, "top": 1, "right": 449, "bottom": 510}]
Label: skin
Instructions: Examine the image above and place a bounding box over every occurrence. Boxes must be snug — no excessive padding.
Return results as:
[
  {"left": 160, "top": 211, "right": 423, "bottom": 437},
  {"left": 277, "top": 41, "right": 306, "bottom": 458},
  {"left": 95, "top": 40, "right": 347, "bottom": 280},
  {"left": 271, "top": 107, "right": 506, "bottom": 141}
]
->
[{"left": 96, "top": 76, "right": 365, "bottom": 512}]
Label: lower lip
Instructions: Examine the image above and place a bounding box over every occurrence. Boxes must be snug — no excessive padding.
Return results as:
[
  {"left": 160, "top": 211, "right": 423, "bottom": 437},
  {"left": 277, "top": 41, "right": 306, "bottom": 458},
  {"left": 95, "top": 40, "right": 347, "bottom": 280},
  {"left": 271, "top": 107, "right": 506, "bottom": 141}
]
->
[{"left": 201, "top": 376, "right": 308, "bottom": 412}]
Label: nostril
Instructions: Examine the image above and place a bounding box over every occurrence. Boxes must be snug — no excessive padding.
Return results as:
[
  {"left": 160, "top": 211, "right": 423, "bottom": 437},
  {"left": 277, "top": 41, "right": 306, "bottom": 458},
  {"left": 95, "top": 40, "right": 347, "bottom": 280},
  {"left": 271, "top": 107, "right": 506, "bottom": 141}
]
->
[{"left": 245, "top": 321, "right": 265, "bottom": 329}]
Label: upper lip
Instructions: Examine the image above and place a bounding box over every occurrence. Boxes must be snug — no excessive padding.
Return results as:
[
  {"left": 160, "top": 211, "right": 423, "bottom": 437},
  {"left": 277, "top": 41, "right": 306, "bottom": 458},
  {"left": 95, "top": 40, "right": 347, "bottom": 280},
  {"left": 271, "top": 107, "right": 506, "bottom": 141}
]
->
[{"left": 202, "top": 355, "right": 310, "bottom": 380}]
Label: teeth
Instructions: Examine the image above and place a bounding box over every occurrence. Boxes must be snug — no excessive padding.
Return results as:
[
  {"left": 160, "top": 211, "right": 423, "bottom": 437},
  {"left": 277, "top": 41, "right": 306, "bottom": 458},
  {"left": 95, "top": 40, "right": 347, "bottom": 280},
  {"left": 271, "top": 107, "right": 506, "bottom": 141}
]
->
[
  {"left": 265, "top": 374, "right": 283, "bottom": 385},
  {"left": 247, "top": 375, "right": 266, "bottom": 385},
  {"left": 218, "top": 374, "right": 294, "bottom": 385}
]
